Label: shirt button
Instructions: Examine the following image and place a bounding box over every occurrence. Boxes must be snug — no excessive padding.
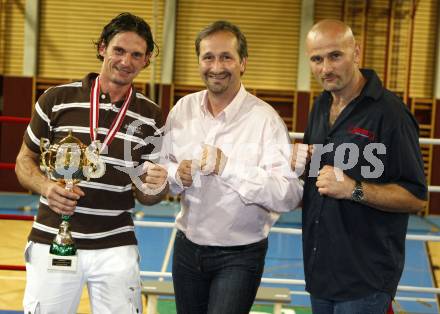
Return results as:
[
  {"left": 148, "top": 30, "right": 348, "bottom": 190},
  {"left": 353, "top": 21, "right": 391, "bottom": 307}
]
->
[
  {"left": 313, "top": 247, "right": 317, "bottom": 252},
  {"left": 315, "top": 220, "right": 319, "bottom": 224},
  {"left": 101, "top": 94, "right": 106, "bottom": 99}
]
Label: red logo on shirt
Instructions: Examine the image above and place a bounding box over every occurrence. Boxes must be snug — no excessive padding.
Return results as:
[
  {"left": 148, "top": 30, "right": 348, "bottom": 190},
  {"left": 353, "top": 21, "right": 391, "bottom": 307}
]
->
[{"left": 348, "top": 126, "right": 376, "bottom": 141}]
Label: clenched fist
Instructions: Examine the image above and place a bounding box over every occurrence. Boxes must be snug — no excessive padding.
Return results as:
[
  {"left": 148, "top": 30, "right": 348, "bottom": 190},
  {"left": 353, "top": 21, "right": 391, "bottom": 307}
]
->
[
  {"left": 200, "top": 144, "right": 227, "bottom": 176},
  {"left": 316, "top": 165, "right": 355, "bottom": 199},
  {"left": 176, "top": 160, "right": 196, "bottom": 188},
  {"left": 141, "top": 162, "right": 168, "bottom": 194},
  {"left": 42, "top": 181, "right": 85, "bottom": 216},
  {"left": 291, "top": 143, "right": 312, "bottom": 176}
]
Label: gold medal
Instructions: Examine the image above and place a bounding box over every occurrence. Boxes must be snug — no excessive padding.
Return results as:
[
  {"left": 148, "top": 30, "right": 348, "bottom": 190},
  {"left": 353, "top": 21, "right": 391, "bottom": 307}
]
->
[{"left": 83, "top": 140, "right": 106, "bottom": 179}]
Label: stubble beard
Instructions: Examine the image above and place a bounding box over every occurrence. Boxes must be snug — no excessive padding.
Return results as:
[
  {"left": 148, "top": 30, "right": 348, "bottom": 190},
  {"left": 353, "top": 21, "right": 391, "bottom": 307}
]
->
[
  {"left": 204, "top": 73, "right": 230, "bottom": 95},
  {"left": 111, "top": 72, "right": 134, "bottom": 87},
  {"left": 320, "top": 76, "right": 343, "bottom": 92}
]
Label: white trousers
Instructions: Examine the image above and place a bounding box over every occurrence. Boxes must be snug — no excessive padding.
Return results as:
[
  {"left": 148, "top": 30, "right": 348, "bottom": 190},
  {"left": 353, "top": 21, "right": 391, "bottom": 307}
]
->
[{"left": 23, "top": 242, "right": 142, "bottom": 314}]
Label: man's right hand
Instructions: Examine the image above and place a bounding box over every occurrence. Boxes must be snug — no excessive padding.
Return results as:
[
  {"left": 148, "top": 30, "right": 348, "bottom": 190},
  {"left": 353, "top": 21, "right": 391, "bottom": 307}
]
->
[
  {"left": 291, "top": 143, "right": 312, "bottom": 177},
  {"left": 42, "top": 181, "right": 85, "bottom": 216},
  {"left": 176, "top": 160, "right": 195, "bottom": 188}
]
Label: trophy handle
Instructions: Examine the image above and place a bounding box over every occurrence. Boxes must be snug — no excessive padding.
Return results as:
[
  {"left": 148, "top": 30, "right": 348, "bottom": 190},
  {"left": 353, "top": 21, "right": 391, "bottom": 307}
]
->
[
  {"left": 39, "top": 138, "right": 54, "bottom": 174},
  {"left": 40, "top": 138, "right": 50, "bottom": 153},
  {"left": 40, "top": 150, "right": 49, "bottom": 170}
]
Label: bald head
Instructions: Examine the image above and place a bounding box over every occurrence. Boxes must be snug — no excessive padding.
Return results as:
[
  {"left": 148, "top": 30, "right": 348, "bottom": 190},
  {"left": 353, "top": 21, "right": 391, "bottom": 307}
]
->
[
  {"left": 306, "top": 19, "right": 356, "bottom": 51},
  {"left": 305, "top": 19, "right": 362, "bottom": 94}
]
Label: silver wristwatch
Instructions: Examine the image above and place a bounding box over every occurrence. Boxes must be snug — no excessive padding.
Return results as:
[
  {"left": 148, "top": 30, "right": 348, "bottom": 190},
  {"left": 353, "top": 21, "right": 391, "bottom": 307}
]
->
[{"left": 351, "top": 180, "right": 364, "bottom": 202}]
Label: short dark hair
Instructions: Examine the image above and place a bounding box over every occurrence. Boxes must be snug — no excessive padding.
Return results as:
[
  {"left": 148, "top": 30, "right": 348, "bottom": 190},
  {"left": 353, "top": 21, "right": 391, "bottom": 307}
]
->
[
  {"left": 95, "top": 12, "right": 157, "bottom": 61},
  {"left": 195, "top": 20, "right": 248, "bottom": 61}
]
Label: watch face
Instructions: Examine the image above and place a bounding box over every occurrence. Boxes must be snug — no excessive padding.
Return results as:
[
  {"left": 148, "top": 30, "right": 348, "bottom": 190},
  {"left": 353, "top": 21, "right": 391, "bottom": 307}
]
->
[
  {"left": 352, "top": 182, "right": 363, "bottom": 202},
  {"left": 352, "top": 189, "right": 363, "bottom": 202}
]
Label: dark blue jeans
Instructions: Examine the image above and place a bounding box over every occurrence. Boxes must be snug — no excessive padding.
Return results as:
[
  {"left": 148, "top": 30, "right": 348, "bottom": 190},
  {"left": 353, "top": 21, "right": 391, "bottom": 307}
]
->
[
  {"left": 310, "top": 292, "right": 391, "bottom": 314},
  {"left": 172, "top": 230, "right": 268, "bottom": 314}
]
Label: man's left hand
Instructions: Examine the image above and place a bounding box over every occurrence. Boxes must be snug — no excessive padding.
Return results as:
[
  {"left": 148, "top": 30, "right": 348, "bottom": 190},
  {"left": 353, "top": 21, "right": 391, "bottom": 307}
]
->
[
  {"left": 316, "top": 165, "right": 355, "bottom": 199},
  {"left": 200, "top": 144, "right": 228, "bottom": 176}
]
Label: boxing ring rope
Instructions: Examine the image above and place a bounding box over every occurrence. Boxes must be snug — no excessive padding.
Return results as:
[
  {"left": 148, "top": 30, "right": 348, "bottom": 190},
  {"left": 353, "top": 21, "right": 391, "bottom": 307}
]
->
[
  {"left": 0, "top": 163, "right": 15, "bottom": 169},
  {"left": 0, "top": 116, "right": 31, "bottom": 124},
  {"left": 134, "top": 220, "right": 440, "bottom": 242},
  {"left": 139, "top": 269, "right": 440, "bottom": 296},
  {"left": 1, "top": 115, "right": 440, "bottom": 304}
]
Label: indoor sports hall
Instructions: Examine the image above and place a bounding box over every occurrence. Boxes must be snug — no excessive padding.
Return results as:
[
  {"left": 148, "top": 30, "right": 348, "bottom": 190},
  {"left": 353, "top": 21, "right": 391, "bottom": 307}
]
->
[{"left": 1, "top": 1, "right": 440, "bottom": 313}]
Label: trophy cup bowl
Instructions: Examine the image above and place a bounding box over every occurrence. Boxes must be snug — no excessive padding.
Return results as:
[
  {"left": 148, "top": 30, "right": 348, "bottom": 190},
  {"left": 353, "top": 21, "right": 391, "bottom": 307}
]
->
[
  {"left": 40, "top": 130, "right": 105, "bottom": 270},
  {"left": 40, "top": 130, "right": 88, "bottom": 259}
]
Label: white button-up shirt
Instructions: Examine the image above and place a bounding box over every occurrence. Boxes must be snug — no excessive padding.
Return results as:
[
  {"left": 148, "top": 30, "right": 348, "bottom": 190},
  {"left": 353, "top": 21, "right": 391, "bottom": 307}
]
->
[{"left": 161, "top": 85, "right": 303, "bottom": 246}]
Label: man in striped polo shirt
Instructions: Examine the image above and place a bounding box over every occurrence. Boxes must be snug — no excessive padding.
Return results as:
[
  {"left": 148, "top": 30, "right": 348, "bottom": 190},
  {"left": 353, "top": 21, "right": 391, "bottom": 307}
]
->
[{"left": 15, "top": 13, "right": 168, "bottom": 314}]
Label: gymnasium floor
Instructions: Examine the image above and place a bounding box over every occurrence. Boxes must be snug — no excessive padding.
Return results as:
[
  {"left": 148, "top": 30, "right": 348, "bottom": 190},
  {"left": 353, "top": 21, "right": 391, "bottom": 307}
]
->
[{"left": 0, "top": 192, "right": 439, "bottom": 314}]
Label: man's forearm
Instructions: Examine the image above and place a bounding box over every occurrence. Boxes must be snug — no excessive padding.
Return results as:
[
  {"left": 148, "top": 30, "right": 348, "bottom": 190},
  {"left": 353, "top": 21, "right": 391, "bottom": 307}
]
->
[
  {"left": 362, "top": 182, "right": 425, "bottom": 213},
  {"left": 135, "top": 183, "right": 169, "bottom": 205},
  {"left": 15, "top": 148, "right": 49, "bottom": 196}
]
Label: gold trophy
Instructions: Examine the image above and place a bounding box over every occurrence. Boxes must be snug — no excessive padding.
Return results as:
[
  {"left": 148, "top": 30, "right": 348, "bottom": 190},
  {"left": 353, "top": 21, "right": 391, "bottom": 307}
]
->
[{"left": 40, "top": 129, "right": 105, "bottom": 270}]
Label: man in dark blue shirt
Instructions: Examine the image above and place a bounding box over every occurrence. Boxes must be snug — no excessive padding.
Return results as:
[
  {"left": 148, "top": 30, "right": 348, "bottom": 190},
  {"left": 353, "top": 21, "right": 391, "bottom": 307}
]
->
[{"left": 291, "top": 19, "right": 427, "bottom": 314}]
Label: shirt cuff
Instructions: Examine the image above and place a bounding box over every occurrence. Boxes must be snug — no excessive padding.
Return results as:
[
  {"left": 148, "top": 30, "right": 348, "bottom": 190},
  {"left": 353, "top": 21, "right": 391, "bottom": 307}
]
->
[{"left": 166, "top": 162, "right": 185, "bottom": 195}]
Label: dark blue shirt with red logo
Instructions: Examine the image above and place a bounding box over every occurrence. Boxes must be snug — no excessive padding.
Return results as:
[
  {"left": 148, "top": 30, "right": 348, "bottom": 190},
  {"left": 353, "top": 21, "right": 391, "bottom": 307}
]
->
[{"left": 302, "top": 69, "right": 427, "bottom": 300}]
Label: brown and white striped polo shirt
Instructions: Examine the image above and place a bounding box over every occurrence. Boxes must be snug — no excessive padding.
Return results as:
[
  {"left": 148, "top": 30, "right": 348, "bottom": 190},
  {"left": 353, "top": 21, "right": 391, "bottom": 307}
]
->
[{"left": 24, "top": 73, "right": 163, "bottom": 249}]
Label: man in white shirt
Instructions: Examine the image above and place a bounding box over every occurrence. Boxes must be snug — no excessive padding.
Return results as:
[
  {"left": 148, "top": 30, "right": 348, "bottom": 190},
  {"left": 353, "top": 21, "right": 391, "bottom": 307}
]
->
[{"left": 161, "top": 20, "right": 303, "bottom": 314}]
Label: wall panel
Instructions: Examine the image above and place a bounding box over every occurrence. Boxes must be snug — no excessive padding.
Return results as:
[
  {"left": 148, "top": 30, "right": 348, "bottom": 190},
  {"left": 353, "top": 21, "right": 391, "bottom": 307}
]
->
[
  {"left": 174, "top": 0, "right": 301, "bottom": 91},
  {"left": 38, "top": 0, "right": 164, "bottom": 83},
  {"left": 0, "top": 0, "right": 25, "bottom": 75},
  {"left": 410, "top": 0, "right": 437, "bottom": 98}
]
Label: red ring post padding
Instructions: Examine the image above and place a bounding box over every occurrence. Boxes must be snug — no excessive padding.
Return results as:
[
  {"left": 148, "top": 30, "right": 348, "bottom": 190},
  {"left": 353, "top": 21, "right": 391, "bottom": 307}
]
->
[
  {"left": 0, "top": 162, "right": 15, "bottom": 170},
  {"left": 0, "top": 116, "right": 31, "bottom": 124},
  {"left": 0, "top": 264, "right": 26, "bottom": 271},
  {"left": 0, "top": 214, "right": 34, "bottom": 221}
]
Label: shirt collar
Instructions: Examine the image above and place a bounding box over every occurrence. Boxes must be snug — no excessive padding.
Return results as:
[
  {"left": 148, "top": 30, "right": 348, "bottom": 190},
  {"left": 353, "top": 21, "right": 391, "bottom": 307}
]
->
[
  {"left": 200, "top": 84, "right": 247, "bottom": 123},
  {"left": 83, "top": 72, "right": 98, "bottom": 91},
  {"left": 358, "top": 68, "right": 383, "bottom": 101}
]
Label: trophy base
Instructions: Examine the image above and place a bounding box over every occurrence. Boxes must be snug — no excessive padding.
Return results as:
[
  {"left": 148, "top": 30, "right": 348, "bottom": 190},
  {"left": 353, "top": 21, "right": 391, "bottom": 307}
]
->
[{"left": 47, "top": 253, "right": 78, "bottom": 272}]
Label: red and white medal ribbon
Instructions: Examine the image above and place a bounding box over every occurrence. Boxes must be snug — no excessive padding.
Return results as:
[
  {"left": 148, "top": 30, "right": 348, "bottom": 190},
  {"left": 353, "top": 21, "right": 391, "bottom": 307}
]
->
[{"left": 89, "top": 76, "right": 133, "bottom": 152}]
